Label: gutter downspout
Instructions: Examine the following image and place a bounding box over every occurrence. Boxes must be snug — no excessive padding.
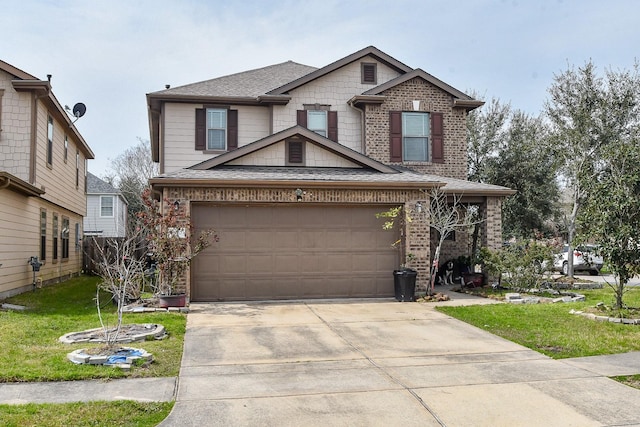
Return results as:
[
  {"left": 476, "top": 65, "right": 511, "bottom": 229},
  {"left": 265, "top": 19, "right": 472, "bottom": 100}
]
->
[{"left": 348, "top": 100, "right": 366, "bottom": 154}]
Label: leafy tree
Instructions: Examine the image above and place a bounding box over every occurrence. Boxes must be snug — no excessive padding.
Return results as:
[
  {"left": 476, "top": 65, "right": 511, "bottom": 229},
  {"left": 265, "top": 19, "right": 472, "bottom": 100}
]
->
[
  {"left": 467, "top": 95, "right": 560, "bottom": 240},
  {"left": 105, "top": 137, "right": 159, "bottom": 220},
  {"left": 467, "top": 94, "right": 511, "bottom": 183},
  {"left": 485, "top": 111, "right": 560, "bottom": 239},
  {"left": 579, "top": 62, "right": 640, "bottom": 308},
  {"left": 544, "top": 61, "right": 606, "bottom": 276}
]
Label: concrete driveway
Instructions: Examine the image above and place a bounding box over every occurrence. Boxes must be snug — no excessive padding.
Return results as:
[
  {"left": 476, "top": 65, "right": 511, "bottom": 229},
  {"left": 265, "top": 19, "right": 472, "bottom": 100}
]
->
[{"left": 160, "top": 299, "right": 640, "bottom": 427}]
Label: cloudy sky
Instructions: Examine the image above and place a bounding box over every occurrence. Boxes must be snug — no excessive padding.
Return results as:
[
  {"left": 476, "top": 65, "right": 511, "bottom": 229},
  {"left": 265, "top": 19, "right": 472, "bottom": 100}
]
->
[{"left": 2, "top": 0, "right": 638, "bottom": 177}]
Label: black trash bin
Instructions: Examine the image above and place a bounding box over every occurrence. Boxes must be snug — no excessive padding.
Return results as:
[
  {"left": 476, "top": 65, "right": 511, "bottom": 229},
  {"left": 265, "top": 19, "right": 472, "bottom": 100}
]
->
[{"left": 393, "top": 269, "right": 417, "bottom": 302}]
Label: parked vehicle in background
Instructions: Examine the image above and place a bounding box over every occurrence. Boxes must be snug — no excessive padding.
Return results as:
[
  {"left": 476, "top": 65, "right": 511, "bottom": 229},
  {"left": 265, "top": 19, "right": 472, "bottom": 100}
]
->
[{"left": 554, "top": 244, "right": 603, "bottom": 275}]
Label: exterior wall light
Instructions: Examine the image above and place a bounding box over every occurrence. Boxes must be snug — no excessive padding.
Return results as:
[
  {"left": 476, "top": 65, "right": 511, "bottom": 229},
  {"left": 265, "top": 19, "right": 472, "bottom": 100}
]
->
[
  {"left": 173, "top": 200, "right": 180, "bottom": 211},
  {"left": 295, "top": 188, "right": 303, "bottom": 202},
  {"left": 415, "top": 201, "right": 423, "bottom": 214}
]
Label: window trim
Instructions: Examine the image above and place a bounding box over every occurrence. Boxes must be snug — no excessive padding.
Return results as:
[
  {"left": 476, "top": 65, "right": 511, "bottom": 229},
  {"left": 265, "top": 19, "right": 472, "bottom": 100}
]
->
[
  {"left": 47, "top": 115, "right": 54, "bottom": 167},
  {"left": 40, "top": 209, "right": 47, "bottom": 262},
  {"left": 52, "top": 213, "right": 59, "bottom": 262},
  {"left": 64, "top": 135, "right": 68, "bottom": 163},
  {"left": 100, "top": 195, "right": 115, "bottom": 218},
  {"left": 402, "top": 111, "right": 430, "bottom": 162},
  {"left": 61, "top": 217, "right": 69, "bottom": 260},
  {"left": 206, "top": 108, "right": 228, "bottom": 151}
]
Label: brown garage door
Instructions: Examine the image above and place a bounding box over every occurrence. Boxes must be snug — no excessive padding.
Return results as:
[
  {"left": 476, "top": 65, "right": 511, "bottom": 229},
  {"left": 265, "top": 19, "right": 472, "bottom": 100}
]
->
[{"left": 191, "top": 203, "right": 399, "bottom": 301}]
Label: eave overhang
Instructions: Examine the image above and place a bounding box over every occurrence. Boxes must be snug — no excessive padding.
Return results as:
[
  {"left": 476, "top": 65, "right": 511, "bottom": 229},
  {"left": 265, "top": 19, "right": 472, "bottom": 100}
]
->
[
  {"left": 12, "top": 79, "right": 94, "bottom": 159},
  {"left": 149, "top": 177, "right": 442, "bottom": 191},
  {"left": 348, "top": 95, "right": 387, "bottom": 107},
  {"left": 0, "top": 172, "right": 45, "bottom": 196}
]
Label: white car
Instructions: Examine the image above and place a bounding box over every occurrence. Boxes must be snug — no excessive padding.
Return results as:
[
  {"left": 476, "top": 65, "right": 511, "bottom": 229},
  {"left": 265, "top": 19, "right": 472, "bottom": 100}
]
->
[{"left": 554, "top": 244, "right": 603, "bottom": 276}]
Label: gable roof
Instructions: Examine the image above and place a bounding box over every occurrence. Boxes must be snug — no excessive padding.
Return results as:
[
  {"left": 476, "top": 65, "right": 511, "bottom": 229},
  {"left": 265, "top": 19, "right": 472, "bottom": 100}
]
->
[
  {"left": 86, "top": 172, "right": 122, "bottom": 195},
  {"left": 358, "top": 68, "right": 483, "bottom": 110},
  {"left": 0, "top": 59, "right": 38, "bottom": 80},
  {"left": 190, "top": 125, "right": 398, "bottom": 174},
  {"left": 266, "top": 46, "right": 413, "bottom": 95}
]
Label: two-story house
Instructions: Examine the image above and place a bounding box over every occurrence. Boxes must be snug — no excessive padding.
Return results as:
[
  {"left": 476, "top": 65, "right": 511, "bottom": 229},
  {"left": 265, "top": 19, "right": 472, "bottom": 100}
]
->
[
  {"left": 146, "top": 46, "right": 513, "bottom": 302},
  {"left": 84, "top": 172, "right": 128, "bottom": 238},
  {"left": 0, "top": 60, "right": 94, "bottom": 298}
]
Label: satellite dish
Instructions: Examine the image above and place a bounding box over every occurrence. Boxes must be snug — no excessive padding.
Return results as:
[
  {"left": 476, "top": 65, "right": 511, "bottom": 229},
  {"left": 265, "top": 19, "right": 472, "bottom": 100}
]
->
[{"left": 72, "top": 103, "right": 86, "bottom": 118}]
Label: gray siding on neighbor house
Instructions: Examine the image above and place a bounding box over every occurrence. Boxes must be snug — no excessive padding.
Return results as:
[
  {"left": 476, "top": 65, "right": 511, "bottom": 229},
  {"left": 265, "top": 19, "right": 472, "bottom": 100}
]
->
[{"left": 84, "top": 194, "right": 127, "bottom": 237}]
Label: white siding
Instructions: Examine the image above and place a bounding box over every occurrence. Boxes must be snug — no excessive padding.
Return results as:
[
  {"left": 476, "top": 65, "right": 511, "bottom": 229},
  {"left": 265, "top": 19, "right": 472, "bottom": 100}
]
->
[{"left": 84, "top": 194, "right": 127, "bottom": 237}]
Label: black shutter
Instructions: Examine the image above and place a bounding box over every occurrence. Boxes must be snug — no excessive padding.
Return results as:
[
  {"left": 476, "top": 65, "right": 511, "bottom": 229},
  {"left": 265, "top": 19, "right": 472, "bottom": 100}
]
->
[
  {"left": 227, "top": 109, "right": 238, "bottom": 151},
  {"left": 389, "top": 111, "right": 402, "bottom": 162},
  {"left": 328, "top": 111, "right": 338, "bottom": 142},
  {"left": 195, "top": 108, "right": 206, "bottom": 150},
  {"left": 296, "top": 110, "right": 307, "bottom": 127},
  {"left": 431, "top": 112, "right": 444, "bottom": 163}
]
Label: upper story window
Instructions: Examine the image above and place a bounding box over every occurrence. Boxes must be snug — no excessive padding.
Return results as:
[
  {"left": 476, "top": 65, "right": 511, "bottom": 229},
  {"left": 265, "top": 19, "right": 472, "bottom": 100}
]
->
[
  {"left": 64, "top": 135, "right": 68, "bottom": 163},
  {"left": 307, "top": 110, "right": 327, "bottom": 137},
  {"left": 207, "top": 108, "right": 227, "bottom": 150},
  {"left": 297, "top": 107, "right": 338, "bottom": 142},
  {"left": 47, "top": 115, "right": 54, "bottom": 166},
  {"left": 390, "top": 110, "right": 444, "bottom": 164},
  {"left": 361, "top": 63, "right": 377, "bottom": 84},
  {"left": 76, "top": 151, "right": 80, "bottom": 188},
  {"left": 195, "top": 107, "right": 238, "bottom": 152},
  {"left": 100, "top": 196, "right": 114, "bottom": 217},
  {"left": 402, "top": 112, "right": 430, "bottom": 161}
]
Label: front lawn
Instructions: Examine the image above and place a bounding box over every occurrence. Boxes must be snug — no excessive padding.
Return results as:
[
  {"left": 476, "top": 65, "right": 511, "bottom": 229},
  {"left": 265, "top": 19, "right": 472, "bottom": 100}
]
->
[
  {"left": 0, "top": 275, "right": 186, "bottom": 382},
  {"left": 437, "top": 286, "right": 640, "bottom": 359}
]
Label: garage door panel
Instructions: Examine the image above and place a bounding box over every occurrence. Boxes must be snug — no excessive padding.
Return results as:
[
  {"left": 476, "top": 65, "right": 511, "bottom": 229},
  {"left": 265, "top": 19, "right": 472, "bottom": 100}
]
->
[{"left": 192, "top": 204, "right": 399, "bottom": 301}]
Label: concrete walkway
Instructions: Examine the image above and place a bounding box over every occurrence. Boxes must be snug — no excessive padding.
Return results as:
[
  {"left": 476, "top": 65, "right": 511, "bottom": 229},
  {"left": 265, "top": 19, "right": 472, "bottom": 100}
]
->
[{"left": 2, "top": 290, "right": 640, "bottom": 426}]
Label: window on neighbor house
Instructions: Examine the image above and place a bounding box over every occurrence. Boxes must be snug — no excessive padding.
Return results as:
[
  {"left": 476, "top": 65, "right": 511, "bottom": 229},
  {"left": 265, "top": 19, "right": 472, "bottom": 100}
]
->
[
  {"left": 361, "top": 63, "right": 377, "bottom": 84},
  {"left": 64, "top": 135, "right": 68, "bottom": 163},
  {"left": 47, "top": 115, "right": 54, "bottom": 166},
  {"left": 207, "top": 108, "right": 227, "bottom": 150},
  {"left": 100, "top": 196, "right": 114, "bottom": 217},
  {"left": 76, "top": 151, "right": 80, "bottom": 188},
  {"left": 40, "top": 209, "right": 47, "bottom": 261},
  {"left": 61, "top": 217, "right": 69, "bottom": 259},
  {"left": 52, "top": 213, "right": 59, "bottom": 261}
]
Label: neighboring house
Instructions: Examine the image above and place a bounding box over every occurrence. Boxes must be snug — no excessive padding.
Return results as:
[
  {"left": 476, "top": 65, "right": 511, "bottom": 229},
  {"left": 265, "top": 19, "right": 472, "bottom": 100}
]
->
[
  {"left": 146, "top": 46, "right": 514, "bottom": 302},
  {"left": 0, "top": 60, "right": 94, "bottom": 298},
  {"left": 84, "top": 172, "right": 128, "bottom": 238}
]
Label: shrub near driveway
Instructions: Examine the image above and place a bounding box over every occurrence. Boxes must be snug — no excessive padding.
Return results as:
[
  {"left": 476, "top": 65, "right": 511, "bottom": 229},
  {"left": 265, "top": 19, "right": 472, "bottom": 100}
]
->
[
  {"left": 0, "top": 275, "right": 185, "bottom": 382},
  {"left": 437, "top": 287, "right": 640, "bottom": 359}
]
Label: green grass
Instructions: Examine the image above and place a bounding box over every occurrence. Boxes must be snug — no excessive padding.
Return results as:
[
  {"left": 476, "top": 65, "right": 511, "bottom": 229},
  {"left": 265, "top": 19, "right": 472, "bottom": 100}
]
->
[
  {"left": 437, "top": 286, "right": 640, "bottom": 359},
  {"left": 0, "top": 401, "right": 173, "bottom": 427},
  {"left": 0, "top": 275, "right": 185, "bottom": 425},
  {"left": 0, "top": 274, "right": 186, "bottom": 382}
]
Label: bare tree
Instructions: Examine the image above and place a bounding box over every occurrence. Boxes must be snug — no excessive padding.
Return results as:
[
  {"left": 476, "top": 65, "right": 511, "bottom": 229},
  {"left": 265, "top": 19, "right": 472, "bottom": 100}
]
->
[
  {"left": 92, "top": 226, "right": 147, "bottom": 346},
  {"left": 422, "top": 188, "right": 483, "bottom": 294},
  {"left": 104, "top": 137, "right": 159, "bottom": 219}
]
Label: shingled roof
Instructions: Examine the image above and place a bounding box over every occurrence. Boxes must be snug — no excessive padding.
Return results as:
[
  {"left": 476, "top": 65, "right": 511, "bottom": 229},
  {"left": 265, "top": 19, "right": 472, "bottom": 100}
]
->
[
  {"left": 149, "top": 61, "right": 317, "bottom": 98},
  {"left": 86, "top": 172, "right": 122, "bottom": 195}
]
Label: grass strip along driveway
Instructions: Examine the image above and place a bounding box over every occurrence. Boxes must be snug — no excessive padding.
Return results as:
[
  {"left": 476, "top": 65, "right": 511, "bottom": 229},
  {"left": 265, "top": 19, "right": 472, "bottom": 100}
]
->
[
  {"left": 0, "top": 275, "right": 184, "bottom": 426},
  {"left": 437, "top": 286, "right": 640, "bottom": 360}
]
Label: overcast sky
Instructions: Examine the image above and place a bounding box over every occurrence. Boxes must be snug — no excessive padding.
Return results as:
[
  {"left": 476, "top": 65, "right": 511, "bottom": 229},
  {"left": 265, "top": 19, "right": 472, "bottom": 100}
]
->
[{"left": 2, "top": 0, "right": 638, "bottom": 177}]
